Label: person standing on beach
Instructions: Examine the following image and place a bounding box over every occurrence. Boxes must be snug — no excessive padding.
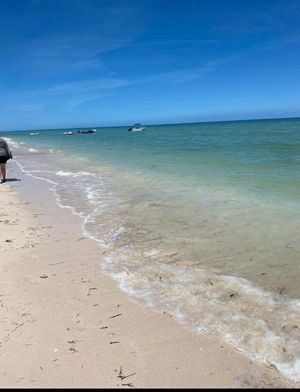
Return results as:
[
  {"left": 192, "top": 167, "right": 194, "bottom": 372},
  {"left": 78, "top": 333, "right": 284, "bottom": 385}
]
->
[{"left": 0, "top": 137, "right": 13, "bottom": 184}]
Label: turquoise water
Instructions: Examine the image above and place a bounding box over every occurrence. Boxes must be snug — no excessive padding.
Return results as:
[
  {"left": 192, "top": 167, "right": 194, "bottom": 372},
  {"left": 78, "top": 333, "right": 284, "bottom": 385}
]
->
[
  {"left": 4, "top": 117, "right": 300, "bottom": 382},
  {"left": 9, "top": 118, "right": 300, "bottom": 204}
]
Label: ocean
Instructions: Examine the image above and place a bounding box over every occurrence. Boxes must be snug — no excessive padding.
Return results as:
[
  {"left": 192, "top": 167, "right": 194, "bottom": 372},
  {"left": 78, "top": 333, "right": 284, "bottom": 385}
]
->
[{"left": 4, "top": 117, "right": 300, "bottom": 381}]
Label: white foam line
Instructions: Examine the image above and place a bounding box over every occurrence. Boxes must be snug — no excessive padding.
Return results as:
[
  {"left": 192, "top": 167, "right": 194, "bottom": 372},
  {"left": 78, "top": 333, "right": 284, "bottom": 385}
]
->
[
  {"left": 15, "top": 160, "right": 57, "bottom": 186},
  {"left": 14, "top": 160, "right": 300, "bottom": 383},
  {"left": 16, "top": 159, "right": 111, "bottom": 248},
  {"left": 100, "top": 247, "right": 300, "bottom": 383}
]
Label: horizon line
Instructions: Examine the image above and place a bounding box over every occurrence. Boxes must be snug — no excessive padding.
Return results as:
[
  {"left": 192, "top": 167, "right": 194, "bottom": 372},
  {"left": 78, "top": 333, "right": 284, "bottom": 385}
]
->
[{"left": 1, "top": 114, "right": 300, "bottom": 133}]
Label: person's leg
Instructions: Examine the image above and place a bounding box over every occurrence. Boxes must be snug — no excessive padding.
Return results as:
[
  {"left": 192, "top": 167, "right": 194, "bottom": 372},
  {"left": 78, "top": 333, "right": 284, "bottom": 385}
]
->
[{"left": 0, "top": 163, "right": 6, "bottom": 183}]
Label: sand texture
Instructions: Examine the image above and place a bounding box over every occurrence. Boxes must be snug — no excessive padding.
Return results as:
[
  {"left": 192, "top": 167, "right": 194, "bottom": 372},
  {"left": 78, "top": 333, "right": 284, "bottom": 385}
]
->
[{"left": 0, "top": 162, "right": 297, "bottom": 388}]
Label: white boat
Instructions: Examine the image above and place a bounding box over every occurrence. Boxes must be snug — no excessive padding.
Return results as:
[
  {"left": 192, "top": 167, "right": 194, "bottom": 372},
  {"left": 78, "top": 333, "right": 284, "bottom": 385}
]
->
[
  {"left": 63, "top": 131, "right": 74, "bottom": 135},
  {"left": 128, "top": 123, "right": 145, "bottom": 132},
  {"left": 30, "top": 132, "right": 39, "bottom": 135}
]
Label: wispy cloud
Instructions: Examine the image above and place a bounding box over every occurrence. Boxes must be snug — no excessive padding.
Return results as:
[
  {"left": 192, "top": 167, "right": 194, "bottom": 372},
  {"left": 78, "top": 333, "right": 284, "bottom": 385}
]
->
[
  {"left": 45, "top": 78, "right": 129, "bottom": 95},
  {"left": 0, "top": 49, "right": 237, "bottom": 110},
  {"left": 0, "top": 67, "right": 209, "bottom": 109},
  {"left": 254, "top": 33, "right": 300, "bottom": 51},
  {"left": 18, "top": 34, "right": 132, "bottom": 75},
  {"left": 129, "top": 39, "right": 218, "bottom": 47},
  {"left": 214, "top": 0, "right": 300, "bottom": 40},
  {"left": 215, "top": 17, "right": 281, "bottom": 36},
  {"left": 45, "top": 78, "right": 131, "bottom": 107},
  {"left": 2, "top": 0, "right": 148, "bottom": 76},
  {"left": 4, "top": 102, "right": 44, "bottom": 112}
]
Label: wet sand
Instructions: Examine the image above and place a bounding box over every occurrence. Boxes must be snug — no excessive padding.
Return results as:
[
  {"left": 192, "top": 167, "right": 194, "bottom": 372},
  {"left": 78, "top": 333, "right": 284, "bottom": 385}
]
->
[{"left": 0, "top": 161, "right": 297, "bottom": 388}]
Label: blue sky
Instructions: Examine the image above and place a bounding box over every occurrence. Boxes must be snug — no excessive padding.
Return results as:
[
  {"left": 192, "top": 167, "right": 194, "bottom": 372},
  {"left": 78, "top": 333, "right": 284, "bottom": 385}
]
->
[{"left": 1, "top": 0, "right": 300, "bottom": 130}]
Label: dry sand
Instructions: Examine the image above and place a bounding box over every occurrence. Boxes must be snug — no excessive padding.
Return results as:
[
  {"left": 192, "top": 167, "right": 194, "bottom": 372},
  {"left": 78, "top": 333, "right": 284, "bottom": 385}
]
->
[{"left": 0, "top": 162, "right": 297, "bottom": 388}]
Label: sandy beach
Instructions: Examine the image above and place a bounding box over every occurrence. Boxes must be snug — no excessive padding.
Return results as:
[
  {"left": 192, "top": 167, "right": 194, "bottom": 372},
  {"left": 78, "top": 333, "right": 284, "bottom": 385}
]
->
[{"left": 0, "top": 161, "right": 297, "bottom": 388}]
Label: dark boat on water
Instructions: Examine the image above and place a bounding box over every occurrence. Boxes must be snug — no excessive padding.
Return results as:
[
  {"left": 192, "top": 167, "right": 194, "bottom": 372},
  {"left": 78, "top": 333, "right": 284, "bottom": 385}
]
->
[{"left": 78, "top": 129, "right": 97, "bottom": 134}]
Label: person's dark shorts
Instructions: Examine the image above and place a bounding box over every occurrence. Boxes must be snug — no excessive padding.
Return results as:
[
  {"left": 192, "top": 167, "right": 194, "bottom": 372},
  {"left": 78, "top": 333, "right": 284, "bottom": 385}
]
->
[{"left": 0, "top": 156, "right": 9, "bottom": 163}]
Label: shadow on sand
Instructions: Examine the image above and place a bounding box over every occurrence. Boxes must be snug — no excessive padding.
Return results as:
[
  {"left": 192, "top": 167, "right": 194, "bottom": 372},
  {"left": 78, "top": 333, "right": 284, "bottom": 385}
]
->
[{"left": 2, "top": 178, "right": 22, "bottom": 183}]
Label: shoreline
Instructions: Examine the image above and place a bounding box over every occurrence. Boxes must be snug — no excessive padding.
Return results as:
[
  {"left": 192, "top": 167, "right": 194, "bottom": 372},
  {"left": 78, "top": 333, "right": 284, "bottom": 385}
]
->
[{"left": 0, "top": 161, "right": 296, "bottom": 388}]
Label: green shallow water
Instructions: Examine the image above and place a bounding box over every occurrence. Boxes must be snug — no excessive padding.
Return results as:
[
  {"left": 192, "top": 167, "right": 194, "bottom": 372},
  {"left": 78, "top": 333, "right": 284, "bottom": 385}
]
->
[
  {"left": 7, "top": 117, "right": 300, "bottom": 205},
  {"left": 4, "top": 117, "right": 300, "bottom": 381}
]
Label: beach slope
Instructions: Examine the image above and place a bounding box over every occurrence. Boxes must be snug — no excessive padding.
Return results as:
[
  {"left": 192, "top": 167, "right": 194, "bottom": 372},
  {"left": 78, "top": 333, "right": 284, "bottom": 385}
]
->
[{"left": 0, "top": 162, "right": 294, "bottom": 388}]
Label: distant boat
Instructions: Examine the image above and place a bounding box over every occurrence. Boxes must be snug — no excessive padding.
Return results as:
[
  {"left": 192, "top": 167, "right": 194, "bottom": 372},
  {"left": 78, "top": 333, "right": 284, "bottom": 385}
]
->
[
  {"left": 78, "top": 129, "right": 97, "bottom": 134},
  {"left": 30, "top": 132, "right": 39, "bottom": 135},
  {"left": 63, "top": 131, "right": 74, "bottom": 135},
  {"left": 128, "top": 123, "right": 145, "bottom": 132}
]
